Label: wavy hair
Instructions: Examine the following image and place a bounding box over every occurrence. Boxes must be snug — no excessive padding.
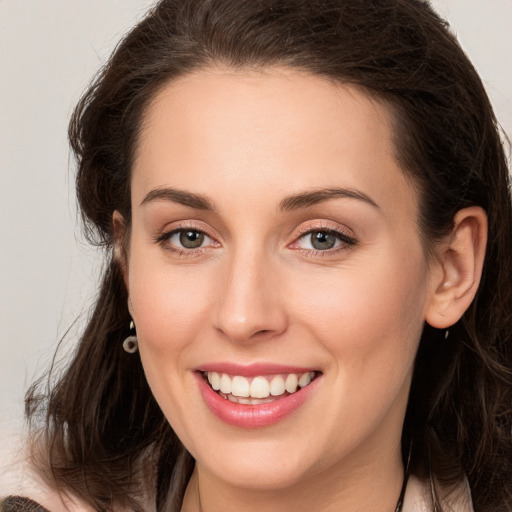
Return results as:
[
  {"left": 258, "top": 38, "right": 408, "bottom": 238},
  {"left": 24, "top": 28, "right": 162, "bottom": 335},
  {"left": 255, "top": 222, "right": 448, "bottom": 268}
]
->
[{"left": 26, "top": 1, "right": 512, "bottom": 510}]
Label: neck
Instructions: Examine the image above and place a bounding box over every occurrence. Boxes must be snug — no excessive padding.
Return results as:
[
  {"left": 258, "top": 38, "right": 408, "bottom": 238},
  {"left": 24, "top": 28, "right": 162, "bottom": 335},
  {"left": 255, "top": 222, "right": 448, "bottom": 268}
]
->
[{"left": 181, "top": 449, "right": 405, "bottom": 512}]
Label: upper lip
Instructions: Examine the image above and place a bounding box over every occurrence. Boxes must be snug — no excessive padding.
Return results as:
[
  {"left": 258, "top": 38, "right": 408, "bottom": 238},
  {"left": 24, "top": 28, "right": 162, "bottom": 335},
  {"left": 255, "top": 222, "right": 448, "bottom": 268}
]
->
[{"left": 196, "top": 362, "right": 319, "bottom": 377}]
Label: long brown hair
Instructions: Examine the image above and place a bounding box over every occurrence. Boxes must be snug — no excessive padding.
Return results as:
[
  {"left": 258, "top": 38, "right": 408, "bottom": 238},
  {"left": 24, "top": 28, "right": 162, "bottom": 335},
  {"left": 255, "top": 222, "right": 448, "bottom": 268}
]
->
[{"left": 27, "top": 1, "right": 512, "bottom": 510}]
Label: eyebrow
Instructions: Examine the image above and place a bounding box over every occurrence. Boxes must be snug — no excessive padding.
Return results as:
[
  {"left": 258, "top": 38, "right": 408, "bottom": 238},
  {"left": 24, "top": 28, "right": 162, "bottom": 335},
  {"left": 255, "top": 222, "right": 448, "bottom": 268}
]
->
[
  {"left": 279, "top": 187, "right": 379, "bottom": 211},
  {"left": 140, "top": 187, "right": 216, "bottom": 211},
  {"left": 140, "top": 186, "right": 379, "bottom": 212}
]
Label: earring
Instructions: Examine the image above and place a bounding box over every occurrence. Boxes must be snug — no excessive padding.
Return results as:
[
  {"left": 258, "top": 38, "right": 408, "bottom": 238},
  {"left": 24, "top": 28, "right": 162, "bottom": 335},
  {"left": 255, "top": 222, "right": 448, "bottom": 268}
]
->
[
  {"left": 123, "top": 320, "right": 138, "bottom": 353},
  {"left": 444, "top": 329, "right": 450, "bottom": 340}
]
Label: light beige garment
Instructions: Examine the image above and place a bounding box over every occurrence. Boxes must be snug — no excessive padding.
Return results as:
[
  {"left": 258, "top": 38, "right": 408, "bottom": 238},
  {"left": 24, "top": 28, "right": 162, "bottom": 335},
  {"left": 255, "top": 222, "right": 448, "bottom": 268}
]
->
[{"left": 403, "top": 475, "right": 474, "bottom": 512}]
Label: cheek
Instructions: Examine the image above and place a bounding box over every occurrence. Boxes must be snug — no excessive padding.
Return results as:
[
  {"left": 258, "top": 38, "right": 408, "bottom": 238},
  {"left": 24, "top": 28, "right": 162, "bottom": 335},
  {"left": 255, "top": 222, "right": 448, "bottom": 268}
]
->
[
  {"left": 285, "top": 256, "right": 427, "bottom": 453},
  {"left": 126, "top": 249, "right": 215, "bottom": 436},
  {"left": 128, "top": 252, "right": 210, "bottom": 349},
  {"left": 293, "top": 251, "right": 428, "bottom": 381}
]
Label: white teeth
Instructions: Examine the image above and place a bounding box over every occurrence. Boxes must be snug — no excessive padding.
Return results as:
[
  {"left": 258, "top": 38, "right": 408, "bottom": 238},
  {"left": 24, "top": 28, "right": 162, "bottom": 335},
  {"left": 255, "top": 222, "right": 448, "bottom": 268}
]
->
[
  {"left": 250, "top": 376, "right": 270, "bottom": 398},
  {"left": 208, "top": 372, "right": 220, "bottom": 390},
  {"left": 206, "top": 370, "right": 317, "bottom": 400},
  {"left": 285, "top": 373, "right": 298, "bottom": 393},
  {"left": 225, "top": 394, "right": 277, "bottom": 405},
  {"left": 219, "top": 373, "right": 232, "bottom": 394},
  {"left": 231, "top": 376, "right": 250, "bottom": 397},
  {"left": 269, "top": 375, "right": 286, "bottom": 396},
  {"left": 298, "top": 371, "right": 314, "bottom": 388}
]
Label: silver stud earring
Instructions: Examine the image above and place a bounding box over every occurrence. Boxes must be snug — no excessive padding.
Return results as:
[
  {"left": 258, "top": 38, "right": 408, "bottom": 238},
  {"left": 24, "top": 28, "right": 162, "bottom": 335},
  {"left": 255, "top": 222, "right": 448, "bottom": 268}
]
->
[{"left": 123, "top": 320, "right": 138, "bottom": 353}]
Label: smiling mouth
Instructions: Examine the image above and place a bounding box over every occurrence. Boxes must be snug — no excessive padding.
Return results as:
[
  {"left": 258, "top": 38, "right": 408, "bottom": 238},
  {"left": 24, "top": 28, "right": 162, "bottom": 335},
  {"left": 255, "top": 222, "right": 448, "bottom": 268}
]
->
[{"left": 202, "top": 371, "right": 320, "bottom": 405}]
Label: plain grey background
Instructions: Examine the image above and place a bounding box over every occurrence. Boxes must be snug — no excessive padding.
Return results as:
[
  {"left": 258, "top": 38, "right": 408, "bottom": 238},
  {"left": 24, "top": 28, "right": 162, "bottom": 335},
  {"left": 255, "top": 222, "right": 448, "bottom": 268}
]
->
[{"left": 1, "top": 0, "right": 511, "bottom": 492}]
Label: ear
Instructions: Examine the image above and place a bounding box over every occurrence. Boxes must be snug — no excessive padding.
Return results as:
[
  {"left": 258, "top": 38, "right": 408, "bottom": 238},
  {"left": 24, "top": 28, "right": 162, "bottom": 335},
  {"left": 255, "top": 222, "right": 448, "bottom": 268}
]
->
[
  {"left": 425, "top": 206, "right": 487, "bottom": 329},
  {"left": 113, "top": 210, "right": 129, "bottom": 290}
]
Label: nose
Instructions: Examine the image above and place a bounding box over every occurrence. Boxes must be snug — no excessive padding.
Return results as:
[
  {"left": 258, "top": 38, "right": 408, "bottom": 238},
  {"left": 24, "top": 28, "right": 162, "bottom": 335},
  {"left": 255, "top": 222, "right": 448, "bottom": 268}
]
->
[{"left": 213, "top": 250, "right": 288, "bottom": 344}]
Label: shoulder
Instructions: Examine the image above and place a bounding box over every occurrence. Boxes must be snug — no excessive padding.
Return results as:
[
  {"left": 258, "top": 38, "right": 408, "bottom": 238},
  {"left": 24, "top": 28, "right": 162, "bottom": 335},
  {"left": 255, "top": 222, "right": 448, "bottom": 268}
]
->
[
  {"left": 2, "top": 451, "right": 155, "bottom": 512},
  {"left": 1, "top": 490, "right": 95, "bottom": 512},
  {"left": 1, "top": 464, "right": 94, "bottom": 512},
  {"left": 0, "top": 491, "right": 92, "bottom": 512},
  {"left": 403, "top": 474, "right": 474, "bottom": 512},
  {"left": 1, "top": 496, "right": 50, "bottom": 512},
  {"left": 2, "top": 462, "right": 154, "bottom": 512}
]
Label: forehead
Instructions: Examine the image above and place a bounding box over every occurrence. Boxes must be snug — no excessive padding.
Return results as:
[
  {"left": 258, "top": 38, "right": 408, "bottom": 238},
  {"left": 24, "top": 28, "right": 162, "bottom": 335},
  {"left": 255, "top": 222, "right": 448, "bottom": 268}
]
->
[{"left": 132, "top": 67, "right": 417, "bottom": 218}]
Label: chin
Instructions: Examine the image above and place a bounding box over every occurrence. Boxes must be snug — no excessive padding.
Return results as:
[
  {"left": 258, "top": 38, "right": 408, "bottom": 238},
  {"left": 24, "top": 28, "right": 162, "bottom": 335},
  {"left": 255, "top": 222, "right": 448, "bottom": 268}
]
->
[
  {"left": 189, "top": 431, "right": 332, "bottom": 492},
  {"left": 205, "top": 455, "right": 315, "bottom": 491}
]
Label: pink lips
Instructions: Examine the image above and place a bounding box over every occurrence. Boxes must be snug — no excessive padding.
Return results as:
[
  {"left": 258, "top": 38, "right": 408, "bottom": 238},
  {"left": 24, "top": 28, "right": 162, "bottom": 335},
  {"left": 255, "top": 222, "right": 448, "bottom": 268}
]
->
[{"left": 195, "top": 363, "right": 322, "bottom": 428}]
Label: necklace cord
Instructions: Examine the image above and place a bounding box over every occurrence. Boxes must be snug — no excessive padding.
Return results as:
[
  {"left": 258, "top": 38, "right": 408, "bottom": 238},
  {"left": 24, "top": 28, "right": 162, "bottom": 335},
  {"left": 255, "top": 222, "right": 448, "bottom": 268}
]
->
[
  {"left": 394, "top": 470, "right": 410, "bottom": 512},
  {"left": 395, "top": 440, "right": 413, "bottom": 512}
]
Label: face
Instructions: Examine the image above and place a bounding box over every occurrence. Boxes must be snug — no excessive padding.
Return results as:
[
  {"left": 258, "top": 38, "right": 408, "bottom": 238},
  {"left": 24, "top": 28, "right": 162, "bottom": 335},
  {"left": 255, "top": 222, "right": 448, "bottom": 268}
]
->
[{"left": 123, "top": 68, "right": 435, "bottom": 492}]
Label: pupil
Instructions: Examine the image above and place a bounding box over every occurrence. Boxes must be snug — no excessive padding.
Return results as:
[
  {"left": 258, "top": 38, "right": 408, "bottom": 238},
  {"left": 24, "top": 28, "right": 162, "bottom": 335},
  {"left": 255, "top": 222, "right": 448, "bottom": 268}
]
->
[
  {"left": 311, "top": 231, "right": 336, "bottom": 250},
  {"left": 180, "top": 230, "right": 204, "bottom": 249}
]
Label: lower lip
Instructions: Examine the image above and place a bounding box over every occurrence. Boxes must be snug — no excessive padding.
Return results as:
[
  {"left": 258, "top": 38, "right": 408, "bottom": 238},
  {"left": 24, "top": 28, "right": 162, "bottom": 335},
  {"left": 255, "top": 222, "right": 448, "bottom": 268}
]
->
[{"left": 195, "top": 372, "right": 322, "bottom": 428}]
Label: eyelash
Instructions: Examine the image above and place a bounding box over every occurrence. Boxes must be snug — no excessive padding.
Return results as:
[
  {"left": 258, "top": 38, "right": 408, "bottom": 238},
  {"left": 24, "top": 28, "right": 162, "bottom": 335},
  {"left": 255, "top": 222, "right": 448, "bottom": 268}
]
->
[
  {"left": 291, "top": 225, "right": 357, "bottom": 256},
  {"left": 154, "top": 223, "right": 357, "bottom": 257},
  {"left": 154, "top": 224, "right": 218, "bottom": 257}
]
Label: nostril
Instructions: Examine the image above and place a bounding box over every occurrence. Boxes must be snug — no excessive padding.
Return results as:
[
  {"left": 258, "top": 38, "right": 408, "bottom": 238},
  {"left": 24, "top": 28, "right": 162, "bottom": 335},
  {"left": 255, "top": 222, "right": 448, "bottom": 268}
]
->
[{"left": 251, "top": 329, "right": 280, "bottom": 341}]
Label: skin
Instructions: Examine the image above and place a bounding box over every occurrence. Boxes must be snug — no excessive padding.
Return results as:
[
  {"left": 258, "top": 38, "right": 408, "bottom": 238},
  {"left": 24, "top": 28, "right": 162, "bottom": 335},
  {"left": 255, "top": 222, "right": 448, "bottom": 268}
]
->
[{"left": 116, "top": 67, "right": 487, "bottom": 512}]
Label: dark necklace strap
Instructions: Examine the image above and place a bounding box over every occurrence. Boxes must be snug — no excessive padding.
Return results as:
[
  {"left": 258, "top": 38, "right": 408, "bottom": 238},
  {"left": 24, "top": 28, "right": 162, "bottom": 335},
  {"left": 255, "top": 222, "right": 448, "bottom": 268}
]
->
[
  {"left": 394, "top": 470, "right": 410, "bottom": 512},
  {"left": 394, "top": 440, "right": 413, "bottom": 512}
]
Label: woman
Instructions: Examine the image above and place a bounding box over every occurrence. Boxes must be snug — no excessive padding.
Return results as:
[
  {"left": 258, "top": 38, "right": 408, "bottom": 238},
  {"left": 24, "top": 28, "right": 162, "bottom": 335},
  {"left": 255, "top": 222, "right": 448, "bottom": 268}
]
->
[{"left": 3, "top": 0, "right": 511, "bottom": 511}]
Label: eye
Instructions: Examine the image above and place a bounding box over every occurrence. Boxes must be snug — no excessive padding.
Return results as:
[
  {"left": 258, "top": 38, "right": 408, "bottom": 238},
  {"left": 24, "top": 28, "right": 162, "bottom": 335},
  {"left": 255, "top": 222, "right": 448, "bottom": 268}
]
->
[
  {"left": 304, "top": 231, "right": 339, "bottom": 250},
  {"left": 158, "top": 228, "right": 218, "bottom": 251},
  {"left": 293, "top": 228, "right": 356, "bottom": 252},
  {"left": 174, "top": 229, "right": 207, "bottom": 249}
]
